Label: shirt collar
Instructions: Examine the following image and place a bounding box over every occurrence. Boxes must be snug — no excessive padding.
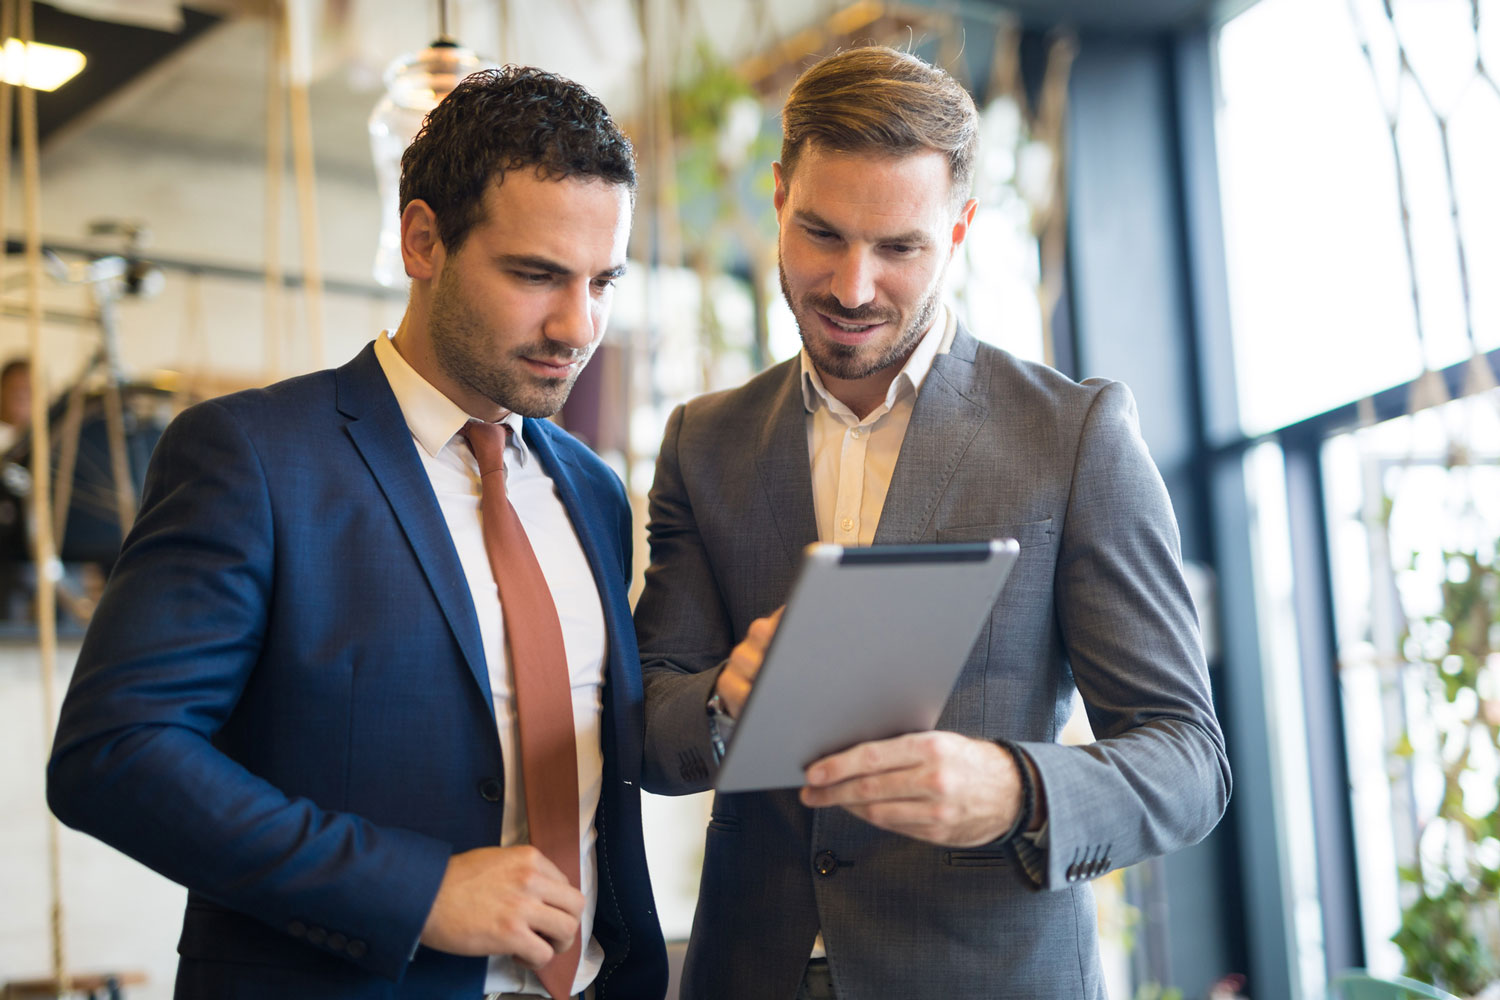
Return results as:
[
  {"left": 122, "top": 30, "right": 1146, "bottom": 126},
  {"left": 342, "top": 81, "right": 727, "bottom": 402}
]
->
[
  {"left": 800, "top": 304, "right": 956, "bottom": 416},
  {"left": 373, "top": 331, "right": 529, "bottom": 464}
]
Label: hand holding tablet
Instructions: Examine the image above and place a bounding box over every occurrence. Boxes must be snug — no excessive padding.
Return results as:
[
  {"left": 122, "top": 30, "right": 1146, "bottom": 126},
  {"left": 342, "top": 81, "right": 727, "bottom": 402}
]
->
[{"left": 713, "top": 539, "right": 1020, "bottom": 794}]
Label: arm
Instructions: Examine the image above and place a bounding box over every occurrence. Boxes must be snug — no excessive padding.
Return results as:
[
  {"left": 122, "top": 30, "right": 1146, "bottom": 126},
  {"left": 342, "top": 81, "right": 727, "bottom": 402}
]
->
[
  {"left": 1018, "top": 379, "right": 1229, "bottom": 885},
  {"left": 46, "top": 400, "right": 581, "bottom": 977},
  {"left": 635, "top": 404, "right": 739, "bottom": 794},
  {"left": 801, "top": 381, "right": 1228, "bottom": 884}
]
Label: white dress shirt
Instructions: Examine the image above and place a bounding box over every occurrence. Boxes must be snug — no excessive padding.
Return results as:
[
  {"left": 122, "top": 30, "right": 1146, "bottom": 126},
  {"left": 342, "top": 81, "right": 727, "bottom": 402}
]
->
[
  {"left": 801, "top": 307, "right": 957, "bottom": 547},
  {"left": 374, "top": 333, "right": 606, "bottom": 996}
]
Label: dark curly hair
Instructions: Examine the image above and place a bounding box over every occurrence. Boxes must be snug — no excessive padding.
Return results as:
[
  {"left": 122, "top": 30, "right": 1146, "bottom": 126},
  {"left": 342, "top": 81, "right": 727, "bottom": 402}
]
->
[{"left": 400, "top": 65, "right": 636, "bottom": 252}]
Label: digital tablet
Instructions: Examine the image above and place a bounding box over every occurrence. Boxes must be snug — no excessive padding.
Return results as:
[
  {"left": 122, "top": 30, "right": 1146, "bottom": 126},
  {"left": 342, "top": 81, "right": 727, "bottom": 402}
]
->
[{"left": 714, "top": 539, "right": 1020, "bottom": 793}]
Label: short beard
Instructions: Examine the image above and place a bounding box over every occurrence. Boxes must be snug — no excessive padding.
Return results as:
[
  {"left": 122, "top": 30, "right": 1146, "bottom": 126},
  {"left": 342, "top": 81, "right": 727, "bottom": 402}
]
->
[
  {"left": 779, "top": 256, "right": 943, "bottom": 383},
  {"left": 429, "top": 266, "right": 589, "bottom": 419}
]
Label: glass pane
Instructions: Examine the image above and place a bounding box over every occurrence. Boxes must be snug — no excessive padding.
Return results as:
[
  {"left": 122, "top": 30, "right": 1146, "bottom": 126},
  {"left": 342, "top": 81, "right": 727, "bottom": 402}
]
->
[
  {"left": 1323, "top": 392, "right": 1500, "bottom": 981},
  {"left": 1216, "top": 0, "right": 1500, "bottom": 435}
]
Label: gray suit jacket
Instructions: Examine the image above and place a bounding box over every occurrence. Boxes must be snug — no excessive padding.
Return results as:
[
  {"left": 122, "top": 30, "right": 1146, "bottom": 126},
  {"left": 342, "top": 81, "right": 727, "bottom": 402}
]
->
[{"left": 635, "top": 329, "right": 1230, "bottom": 999}]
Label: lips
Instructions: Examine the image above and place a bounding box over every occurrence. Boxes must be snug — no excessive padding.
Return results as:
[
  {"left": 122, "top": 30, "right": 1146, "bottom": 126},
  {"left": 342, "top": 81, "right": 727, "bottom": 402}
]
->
[
  {"left": 816, "top": 310, "right": 887, "bottom": 345},
  {"left": 522, "top": 356, "right": 578, "bottom": 378}
]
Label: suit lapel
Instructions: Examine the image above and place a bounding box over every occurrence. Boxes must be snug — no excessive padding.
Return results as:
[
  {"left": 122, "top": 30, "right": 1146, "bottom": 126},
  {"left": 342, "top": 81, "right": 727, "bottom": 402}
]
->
[
  {"left": 873, "top": 328, "right": 989, "bottom": 545},
  {"left": 525, "top": 421, "right": 643, "bottom": 781},
  {"left": 754, "top": 364, "right": 819, "bottom": 572},
  {"left": 337, "top": 345, "right": 493, "bottom": 713}
]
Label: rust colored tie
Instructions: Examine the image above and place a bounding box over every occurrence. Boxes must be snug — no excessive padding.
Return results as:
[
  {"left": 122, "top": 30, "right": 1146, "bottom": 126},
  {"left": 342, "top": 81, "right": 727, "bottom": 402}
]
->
[{"left": 463, "top": 420, "right": 581, "bottom": 1000}]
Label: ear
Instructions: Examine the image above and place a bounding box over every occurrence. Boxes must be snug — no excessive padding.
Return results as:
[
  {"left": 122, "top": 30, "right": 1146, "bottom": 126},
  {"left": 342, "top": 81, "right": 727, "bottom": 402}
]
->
[
  {"left": 948, "top": 197, "right": 979, "bottom": 254},
  {"left": 400, "top": 199, "right": 444, "bottom": 281},
  {"left": 772, "top": 162, "right": 787, "bottom": 216}
]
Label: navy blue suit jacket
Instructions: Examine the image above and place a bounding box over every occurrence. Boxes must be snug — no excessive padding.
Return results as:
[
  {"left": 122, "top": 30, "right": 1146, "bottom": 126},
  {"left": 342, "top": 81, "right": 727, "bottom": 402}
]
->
[{"left": 47, "top": 343, "right": 666, "bottom": 999}]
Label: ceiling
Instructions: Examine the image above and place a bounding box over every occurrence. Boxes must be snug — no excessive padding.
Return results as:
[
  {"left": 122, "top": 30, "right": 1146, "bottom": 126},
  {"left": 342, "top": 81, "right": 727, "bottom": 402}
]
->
[{"left": 19, "top": 0, "right": 1264, "bottom": 178}]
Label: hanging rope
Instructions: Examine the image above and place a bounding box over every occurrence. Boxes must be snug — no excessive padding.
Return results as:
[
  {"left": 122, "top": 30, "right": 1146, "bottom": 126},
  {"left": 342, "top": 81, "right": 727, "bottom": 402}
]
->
[
  {"left": 264, "top": 0, "right": 286, "bottom": 379},
  {"left": 1347, "top": 0, "right": 1497, "bottom": 413},
  {"left": 10, "top": 0, "right": 69, "bottom": 988},
  {"left": 285, "top": 0, "right": 326, "bottom": 371}
]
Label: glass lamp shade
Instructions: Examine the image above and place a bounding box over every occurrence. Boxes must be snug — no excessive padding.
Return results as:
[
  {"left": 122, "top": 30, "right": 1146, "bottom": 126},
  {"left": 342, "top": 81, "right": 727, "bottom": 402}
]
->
[{"left": 369, "top": 40, "right": 499, "bottom": 287}]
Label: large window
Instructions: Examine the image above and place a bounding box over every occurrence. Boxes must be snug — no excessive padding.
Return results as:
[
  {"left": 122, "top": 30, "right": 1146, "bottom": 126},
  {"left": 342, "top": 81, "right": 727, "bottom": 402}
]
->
[
  {"left": 1217, "top": 0, "right": 1499, "bottom": 436},
  {"left": 1215, "top": 0, "right": 1500, "bottom": 991}
]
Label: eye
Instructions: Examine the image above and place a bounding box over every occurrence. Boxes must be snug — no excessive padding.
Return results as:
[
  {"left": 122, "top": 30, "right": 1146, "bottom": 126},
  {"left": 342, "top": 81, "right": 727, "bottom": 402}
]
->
[
  {"left": 514, "top": 271, "right": 554, "bottom": 284},
  {"left": 884, "top": 243, "right": 919, "bottom": 256},
  {"left": 591, "top": 276, "right": 617, "bottom": 293},
  {"left": 804, "top": 226, "right": 838, "bottom": 242}
]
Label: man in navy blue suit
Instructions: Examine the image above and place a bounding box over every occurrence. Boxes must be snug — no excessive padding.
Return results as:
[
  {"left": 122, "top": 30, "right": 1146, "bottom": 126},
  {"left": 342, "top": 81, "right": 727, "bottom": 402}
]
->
[{"left": 47, "top": 67, "right": 666, "bottom": 1000}]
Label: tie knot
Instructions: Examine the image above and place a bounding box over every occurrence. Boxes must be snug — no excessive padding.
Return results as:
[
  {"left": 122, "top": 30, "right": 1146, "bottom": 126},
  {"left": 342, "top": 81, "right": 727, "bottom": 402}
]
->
[{"left": 462, "top": 420, "right": 511, "bottom": 477}]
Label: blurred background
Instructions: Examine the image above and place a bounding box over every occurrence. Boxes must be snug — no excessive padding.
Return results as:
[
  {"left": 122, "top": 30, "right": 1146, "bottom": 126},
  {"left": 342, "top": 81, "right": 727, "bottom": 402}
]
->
[{"left": 0, "top": 1, "right": 1497, "bottom": 998}]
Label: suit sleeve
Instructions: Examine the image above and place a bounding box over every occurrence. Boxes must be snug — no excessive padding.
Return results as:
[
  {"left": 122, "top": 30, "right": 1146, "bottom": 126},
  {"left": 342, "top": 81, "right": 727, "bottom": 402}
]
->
[
  {"left": 635, "top": 403, "right": 735, "bottom": 795},
  {"left": 46, "top": 400, "right": 450, "bottom": 982},
  {"left": 1014, "top": 380, "right": 1230, "bottom": 888}
]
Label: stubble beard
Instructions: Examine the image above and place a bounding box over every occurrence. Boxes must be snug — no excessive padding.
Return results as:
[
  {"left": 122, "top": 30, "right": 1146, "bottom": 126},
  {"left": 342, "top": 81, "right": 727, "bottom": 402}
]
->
[
  {"left": 429, "top": 267, "right": 591, "bottom": 419},
  {"left": 778, "top": 254, "right": 943, "bottom": 383}
]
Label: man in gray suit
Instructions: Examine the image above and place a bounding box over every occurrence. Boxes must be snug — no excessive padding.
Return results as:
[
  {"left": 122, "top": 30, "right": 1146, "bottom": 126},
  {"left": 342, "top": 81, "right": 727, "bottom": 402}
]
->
[{"left": 635, "top": 46, "right": 1230, "bottom": 999}]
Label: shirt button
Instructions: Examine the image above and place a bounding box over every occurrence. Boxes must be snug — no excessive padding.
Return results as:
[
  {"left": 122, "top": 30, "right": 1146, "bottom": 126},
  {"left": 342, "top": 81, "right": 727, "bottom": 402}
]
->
[
  {"left": 840, "top": 517, "right": 853, "bottom": 533},
  {"left": 851, "top": 427, "right": 863, "bottom": 438}
]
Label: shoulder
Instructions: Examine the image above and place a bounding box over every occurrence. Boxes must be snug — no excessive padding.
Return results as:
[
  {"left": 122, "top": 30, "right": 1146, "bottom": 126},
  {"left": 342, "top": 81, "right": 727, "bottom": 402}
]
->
[
  {"left": 963, "top": 335, "right": 1117, "bottom": 413},
  {"left": 175, "top": 367, "right": 339, "bottom": 435},
  {"left": 674, "top": 357, "right": 799, "bottom": 435}
]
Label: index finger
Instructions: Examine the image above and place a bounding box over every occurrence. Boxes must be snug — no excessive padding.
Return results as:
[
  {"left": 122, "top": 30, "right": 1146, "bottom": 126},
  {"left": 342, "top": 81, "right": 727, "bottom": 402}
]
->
[{"left": 804, "top": 732, "right": 930, "bottom": 787}]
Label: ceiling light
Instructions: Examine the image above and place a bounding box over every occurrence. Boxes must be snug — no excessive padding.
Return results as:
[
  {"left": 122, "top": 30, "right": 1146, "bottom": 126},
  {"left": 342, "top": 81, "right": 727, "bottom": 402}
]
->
[
  {"left": 368, "top": 39, "right": 498, "bottom": 287},
  {"left": 0, "top": 38, "right": 87, "bottom": 92}
]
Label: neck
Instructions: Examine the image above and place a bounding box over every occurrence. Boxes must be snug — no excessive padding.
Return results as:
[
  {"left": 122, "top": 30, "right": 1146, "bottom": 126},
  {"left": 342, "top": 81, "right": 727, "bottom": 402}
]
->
[
  {"left": 818, "top": 364, "right": 903, "bottom": 421},
  {"left": 389, "top": 311, "right": 509, "bottom": 423}
]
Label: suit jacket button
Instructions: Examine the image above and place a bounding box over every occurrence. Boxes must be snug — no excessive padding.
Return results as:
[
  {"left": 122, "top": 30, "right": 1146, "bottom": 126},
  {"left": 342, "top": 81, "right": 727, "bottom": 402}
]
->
[
  {"left": 287, "top": 920, "right": 307, "bottom": 937},
  {"left": 347, "top": 939, "right": 367, "bottom": 959},
  {"left": 306, "top": 926, "right": 327, "bottom": 945},
  {"left": 814, "top": 850, "right": 839, "bottom": 877},
  {"left": 327, "top": 932, "right": 347, "bottom": 950},
  {"left": 478, "top": 778, "right": 503, "bottom": 803}
]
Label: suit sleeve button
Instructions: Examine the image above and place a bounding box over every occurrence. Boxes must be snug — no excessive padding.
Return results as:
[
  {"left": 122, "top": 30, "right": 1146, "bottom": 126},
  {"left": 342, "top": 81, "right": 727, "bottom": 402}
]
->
[
  {"left": 347, "top": 939, "right": 367, "bottom": 959},
  {"left": 327, "top": 932, "right": 347, "bottom": 950},
  {"left": 478, "top": 778, "right": 503, "bottom": 803},
  {"left": 306, "top": 926, "right": 327, "bottom": 945},
  {"left": 287, "top": 920, "right": 307, "bottom": 937},
  {"left": 1066, "top": 864, "right": 1079, "bottom": 880}
]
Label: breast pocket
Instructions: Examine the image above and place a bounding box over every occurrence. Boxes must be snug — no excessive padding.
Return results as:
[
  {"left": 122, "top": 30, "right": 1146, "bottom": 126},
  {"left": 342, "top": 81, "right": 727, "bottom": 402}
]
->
[{"left": 935, "top": 516, "right": 1054, "bottom": 549}]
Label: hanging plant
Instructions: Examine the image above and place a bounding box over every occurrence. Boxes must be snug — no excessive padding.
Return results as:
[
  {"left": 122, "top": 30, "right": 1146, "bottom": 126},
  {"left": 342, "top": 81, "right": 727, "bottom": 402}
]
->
[{"left": 1389, "top": 500, "right": 1500, "bottom": 995}]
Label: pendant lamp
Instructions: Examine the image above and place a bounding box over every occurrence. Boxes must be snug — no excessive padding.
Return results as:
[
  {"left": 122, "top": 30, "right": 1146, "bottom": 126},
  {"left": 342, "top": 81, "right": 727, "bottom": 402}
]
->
[{"left": 368, "top": 36, "right": 498, "bottom": 287}]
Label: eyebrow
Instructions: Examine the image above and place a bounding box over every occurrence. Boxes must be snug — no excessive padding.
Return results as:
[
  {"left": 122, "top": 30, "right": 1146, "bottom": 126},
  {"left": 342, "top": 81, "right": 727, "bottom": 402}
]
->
[
  {"left": 496, "top": 253, "right": 628, "bottom": 280},
  {"left": 791, "top": 209, "right": 932, "bottom": 247}
]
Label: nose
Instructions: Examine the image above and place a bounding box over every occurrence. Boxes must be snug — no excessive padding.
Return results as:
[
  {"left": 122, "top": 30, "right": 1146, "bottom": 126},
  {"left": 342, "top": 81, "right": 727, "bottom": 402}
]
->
[
  {"left": 828, "top": 248, "right": 876, "bottom": 310},
  {"left": 544, "top": 280, "right": 598, "bottom": 352}
]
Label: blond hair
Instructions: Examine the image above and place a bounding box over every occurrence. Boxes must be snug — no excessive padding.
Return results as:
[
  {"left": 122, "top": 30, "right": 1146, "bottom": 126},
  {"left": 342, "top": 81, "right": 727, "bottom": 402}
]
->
[{"left": 780, "top": 46, "right": 979, "bottom": 198}]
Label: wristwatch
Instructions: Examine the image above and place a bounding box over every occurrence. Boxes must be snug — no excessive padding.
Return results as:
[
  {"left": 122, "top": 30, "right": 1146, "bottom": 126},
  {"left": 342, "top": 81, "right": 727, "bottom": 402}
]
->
[{"left": 705, "top": 689, "right": 733, "bottom": 762}]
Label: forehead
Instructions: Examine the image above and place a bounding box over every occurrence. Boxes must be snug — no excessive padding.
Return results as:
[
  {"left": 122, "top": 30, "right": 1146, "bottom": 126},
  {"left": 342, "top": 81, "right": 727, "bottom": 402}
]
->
[
  {"left": 468, "top": 170, "right": 632, "bottom": 264},
  {"left": 783, "top": 146, "right": 956, "bottom": 234}
]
